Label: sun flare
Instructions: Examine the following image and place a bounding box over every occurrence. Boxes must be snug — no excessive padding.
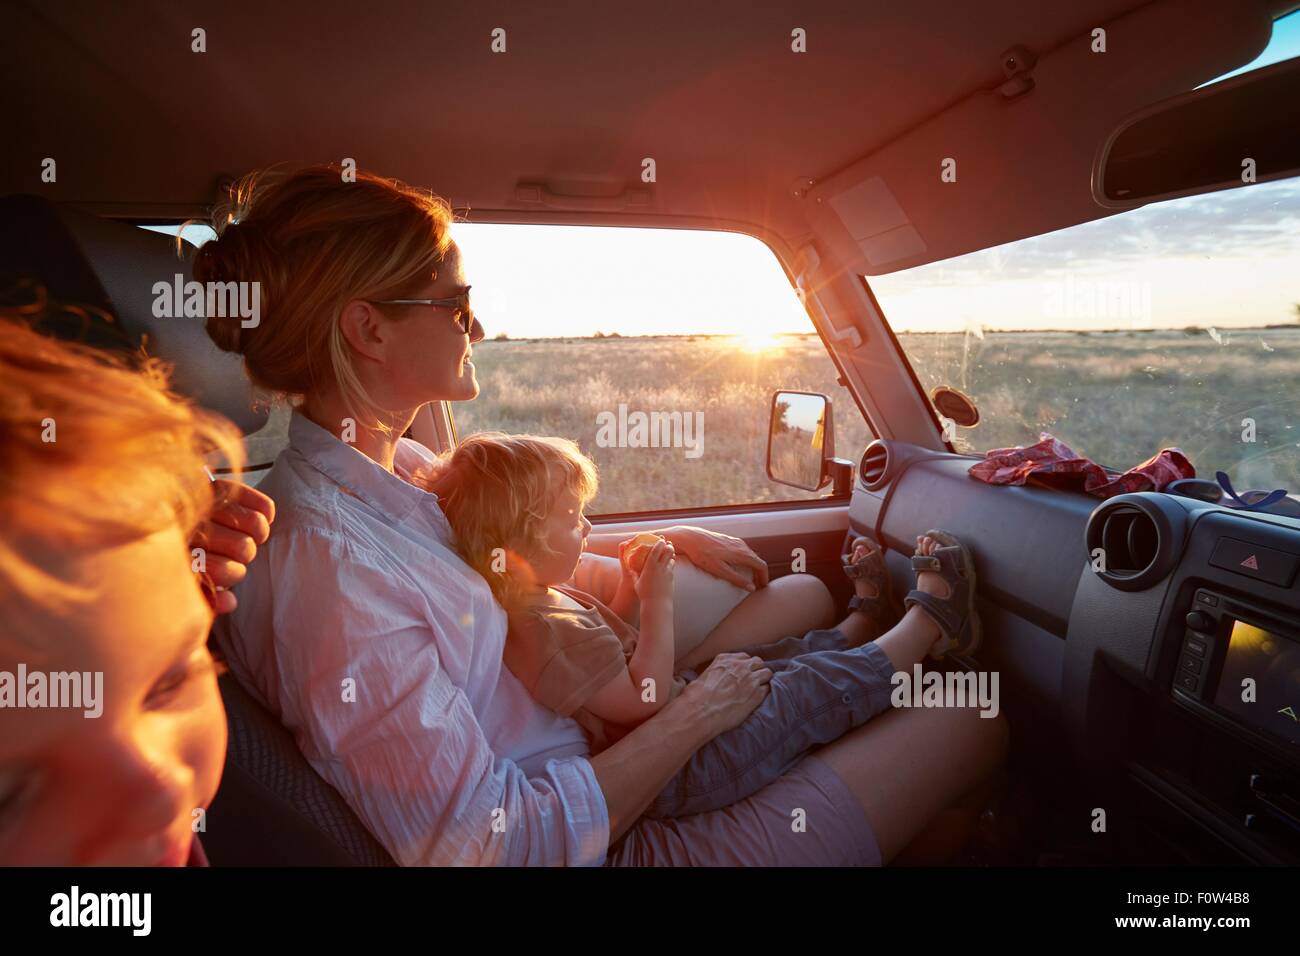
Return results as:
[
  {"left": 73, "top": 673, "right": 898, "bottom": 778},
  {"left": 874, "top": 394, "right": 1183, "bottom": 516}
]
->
[{"left": 734, "top": 331, "right": 783, "bottom": 353}]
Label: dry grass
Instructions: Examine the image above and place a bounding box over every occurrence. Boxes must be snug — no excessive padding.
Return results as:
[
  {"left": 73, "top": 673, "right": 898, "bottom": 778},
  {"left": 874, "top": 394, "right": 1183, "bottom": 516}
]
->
[{"left": 451, "top": 328, "right": 1300, "bottom": 514}]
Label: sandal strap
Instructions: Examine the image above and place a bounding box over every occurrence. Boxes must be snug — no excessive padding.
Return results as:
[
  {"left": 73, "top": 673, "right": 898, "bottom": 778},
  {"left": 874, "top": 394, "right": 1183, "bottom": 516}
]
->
[
  {"left": 843, "top": 545, "right": 884, "bottom": 581},
  {"left": 931, "top": 544, "right": 970, "bottom": 580},
  {"left": 903, "top": 589, "right": 963, "bottom": 642},
  {"left": 848, "top": 593, "right": 888, "bottom": 616},
  {"left": 911, "top": 554, "right": 941, "bottom": 572},
  {"left": 843, "top": 556, "right": 881, "bottom": 580}
]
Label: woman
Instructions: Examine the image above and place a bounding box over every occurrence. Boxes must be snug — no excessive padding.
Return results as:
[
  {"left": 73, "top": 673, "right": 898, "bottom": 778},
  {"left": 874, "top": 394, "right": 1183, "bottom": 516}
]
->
[{"left": 201, "top": 165, "right": 1008, "bottom": 866}]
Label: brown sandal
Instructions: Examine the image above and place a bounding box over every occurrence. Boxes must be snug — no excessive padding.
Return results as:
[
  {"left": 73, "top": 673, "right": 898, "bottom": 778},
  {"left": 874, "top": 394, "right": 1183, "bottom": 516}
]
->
[
  {"left": 843, "top": 532, "right": 894, "bottom": 624},
  {"left": 904, "top": 529, "right": 982, "bottom": 660}
]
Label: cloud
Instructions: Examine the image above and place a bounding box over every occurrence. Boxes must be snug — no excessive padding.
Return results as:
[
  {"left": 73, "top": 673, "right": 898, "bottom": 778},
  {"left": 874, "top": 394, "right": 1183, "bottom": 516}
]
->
[{"left": 891, "top": 178, "right": 1300, "bottom": 288}]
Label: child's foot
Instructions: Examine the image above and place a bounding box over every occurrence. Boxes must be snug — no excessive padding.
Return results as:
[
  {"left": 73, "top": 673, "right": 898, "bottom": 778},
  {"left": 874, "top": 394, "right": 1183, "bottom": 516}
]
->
[
  {"left": 906, "top": 531, "right": 981, "bottom": 660},
  {"left": 843, "top": 533, "right": 892, "bottom": 629}
]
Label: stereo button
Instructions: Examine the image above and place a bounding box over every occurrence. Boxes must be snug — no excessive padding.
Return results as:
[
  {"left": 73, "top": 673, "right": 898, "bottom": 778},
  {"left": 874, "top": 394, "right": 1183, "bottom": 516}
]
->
[{"left": 1208, "top": 538, "right": 1300, "bottom": 588}]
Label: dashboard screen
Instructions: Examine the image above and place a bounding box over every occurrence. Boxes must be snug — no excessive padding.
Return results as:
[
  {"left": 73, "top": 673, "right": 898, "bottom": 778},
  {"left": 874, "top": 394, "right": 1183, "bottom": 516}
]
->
[{"left": 1214, "top": 620, "right": 1300, "bottom": 747}]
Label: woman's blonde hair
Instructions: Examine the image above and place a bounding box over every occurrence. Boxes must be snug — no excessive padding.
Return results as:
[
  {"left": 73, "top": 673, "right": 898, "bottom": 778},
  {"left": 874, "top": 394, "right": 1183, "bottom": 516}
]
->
[
  {"left": 0, "top": 310, "right": 245, "bottom": 611},
  {"left": 425, "top": 433, "right": 598, "bottom": 605},
  {"left": 192, "top": 164, "right": 456, "bottom": 429}
]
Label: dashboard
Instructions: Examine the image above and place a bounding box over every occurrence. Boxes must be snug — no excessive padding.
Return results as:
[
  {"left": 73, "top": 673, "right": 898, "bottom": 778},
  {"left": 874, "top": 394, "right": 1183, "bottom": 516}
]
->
[{"left": 848, "top": 439, "right": 1300, "bottom": 864}]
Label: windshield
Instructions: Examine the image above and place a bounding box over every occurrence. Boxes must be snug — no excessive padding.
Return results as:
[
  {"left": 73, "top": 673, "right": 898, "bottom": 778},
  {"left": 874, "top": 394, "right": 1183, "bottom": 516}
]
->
[{"left": 868, "top": 175, "right": 1300, "bottom": 493}]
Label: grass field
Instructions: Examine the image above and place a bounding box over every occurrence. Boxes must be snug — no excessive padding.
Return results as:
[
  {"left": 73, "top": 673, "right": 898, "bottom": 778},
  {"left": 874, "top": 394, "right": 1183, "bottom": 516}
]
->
[{"left": 450, "top": 327, "right": 1300, "bottom": 515}]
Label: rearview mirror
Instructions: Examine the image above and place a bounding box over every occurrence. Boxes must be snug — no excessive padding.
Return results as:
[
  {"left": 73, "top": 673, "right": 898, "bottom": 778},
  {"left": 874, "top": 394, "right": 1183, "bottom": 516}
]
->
[
  {"left": 767, "top": 390, "right": 833, "bottom": 492},
  {"left": 1093, "top": 55, "right": 1300, "bottom": 208}
]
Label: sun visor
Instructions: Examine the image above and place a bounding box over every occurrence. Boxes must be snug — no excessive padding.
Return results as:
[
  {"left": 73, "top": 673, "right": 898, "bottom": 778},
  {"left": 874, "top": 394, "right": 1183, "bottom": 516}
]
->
[{"left": 803, "top": 0, "right": 1273, "bottom": 276}]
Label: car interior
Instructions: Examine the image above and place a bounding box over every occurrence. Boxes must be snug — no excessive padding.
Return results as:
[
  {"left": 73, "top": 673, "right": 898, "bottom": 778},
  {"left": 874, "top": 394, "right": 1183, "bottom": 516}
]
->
[{"left": 2, "top": 0, "right": 1299, "bottom": 867}]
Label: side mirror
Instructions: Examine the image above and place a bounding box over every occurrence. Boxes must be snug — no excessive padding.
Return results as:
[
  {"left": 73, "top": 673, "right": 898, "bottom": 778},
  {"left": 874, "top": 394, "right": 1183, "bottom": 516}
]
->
[{"left": 767, "top": 390, "right": 834, "bottom": 492}]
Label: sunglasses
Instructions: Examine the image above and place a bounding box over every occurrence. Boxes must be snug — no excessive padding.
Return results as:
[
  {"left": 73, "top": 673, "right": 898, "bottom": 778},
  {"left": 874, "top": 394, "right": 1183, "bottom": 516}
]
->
[{"left": 372, "top": 287, "right": 475, "bottom": 334}]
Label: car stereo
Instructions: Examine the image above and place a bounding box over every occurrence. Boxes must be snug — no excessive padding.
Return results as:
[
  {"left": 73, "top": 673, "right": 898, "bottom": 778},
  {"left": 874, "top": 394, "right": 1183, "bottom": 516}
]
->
[{"left": 1172, "top": 588, "right": 1300, "bottom": 756}]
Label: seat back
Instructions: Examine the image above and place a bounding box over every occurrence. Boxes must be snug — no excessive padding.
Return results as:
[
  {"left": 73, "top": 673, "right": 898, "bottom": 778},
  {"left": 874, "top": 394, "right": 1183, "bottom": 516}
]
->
[
  {"left": 206, "top": 674, "right": 396, "bottom": 866},
  {"left": 0, "top": 193, "right": 268, "bottom": 434}
]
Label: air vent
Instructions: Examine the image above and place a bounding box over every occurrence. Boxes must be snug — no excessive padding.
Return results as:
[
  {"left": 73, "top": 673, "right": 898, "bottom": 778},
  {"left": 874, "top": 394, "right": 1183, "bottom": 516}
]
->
[
  {"left": 860, "top": 441, "right": 891, "bottom": 490},
  {"left": 1101, "top": 506, "right": 1159, "bottom": 574},
  {"left": 1084, "top": 495, "right": 1183, "bottom": 591}
]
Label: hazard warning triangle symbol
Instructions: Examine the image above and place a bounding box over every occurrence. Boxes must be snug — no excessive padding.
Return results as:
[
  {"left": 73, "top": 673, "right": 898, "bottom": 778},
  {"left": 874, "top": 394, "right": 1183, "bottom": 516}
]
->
[{"left": 1241, "top": 554, "right": 1260, "bottom": 570}]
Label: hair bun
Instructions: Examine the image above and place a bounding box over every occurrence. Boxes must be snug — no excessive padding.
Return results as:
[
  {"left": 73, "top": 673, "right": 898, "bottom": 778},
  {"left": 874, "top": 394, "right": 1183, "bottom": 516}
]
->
[{"left": 192, "top": 238, "right": 246, "bottom": 355}]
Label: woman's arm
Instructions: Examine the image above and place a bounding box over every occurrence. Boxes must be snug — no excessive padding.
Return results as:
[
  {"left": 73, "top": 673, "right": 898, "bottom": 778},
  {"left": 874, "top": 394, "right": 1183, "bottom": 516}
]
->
[
  {"left": 589, "top": 653, "right": 774, "bottom": 843},
  {"left": 586, "top": 525, "right": 769, "bottom": 591}
]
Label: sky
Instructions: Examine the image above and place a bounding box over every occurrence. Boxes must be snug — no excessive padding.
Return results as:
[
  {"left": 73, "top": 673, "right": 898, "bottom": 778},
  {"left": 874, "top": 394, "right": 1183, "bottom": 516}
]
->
[
  {"left": 871, "top": 11, "right": 1300, "bottom": 334},
  {"left": 149, "top": 12, "right": 1300, "bottom": 339},
  {"left": 1200, "top": 8, "right": 1300, "bottom": 83}
]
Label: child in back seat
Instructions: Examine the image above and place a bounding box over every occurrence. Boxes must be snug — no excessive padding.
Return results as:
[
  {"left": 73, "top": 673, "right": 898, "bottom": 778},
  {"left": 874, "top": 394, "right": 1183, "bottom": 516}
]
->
[
  {"left": 426, "top": 432, "right": 978, "bottom": 819},
  {"left": 0, "top": 313, "right": 262, "bottom": 866}
]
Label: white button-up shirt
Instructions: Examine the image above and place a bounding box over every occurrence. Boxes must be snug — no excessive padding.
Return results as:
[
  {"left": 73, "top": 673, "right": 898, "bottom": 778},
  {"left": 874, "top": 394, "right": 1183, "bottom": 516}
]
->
[{"left": 213, "top": 412, "right": 609, "bottom": 866}]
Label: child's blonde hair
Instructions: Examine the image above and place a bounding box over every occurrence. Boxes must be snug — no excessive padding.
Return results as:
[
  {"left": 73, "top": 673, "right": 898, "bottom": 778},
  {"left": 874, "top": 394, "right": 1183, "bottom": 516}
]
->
[
  {"left": 193, "top": 164, "right": 456, "bottom": 432},
  {"left": 0, "top": 309, "right": 245, "bottom": 613},
  {"left": 426, "top": 433, "right": 598, "bottom": 604}
]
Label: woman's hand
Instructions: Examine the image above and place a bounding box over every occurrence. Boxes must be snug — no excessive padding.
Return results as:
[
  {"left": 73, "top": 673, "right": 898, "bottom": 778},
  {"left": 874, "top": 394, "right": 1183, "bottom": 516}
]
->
[
  {"left": 192, "top": 480, "right": 276, "bottom": 614},
  {"left": 633, "top": 540, "right": 675, "bottom": 604},
  {"left": 656, "top": 525, "right": 770, "bottom": 591},
  {"left": 678, "top": 652, "right": 773, "bottom": 735}
]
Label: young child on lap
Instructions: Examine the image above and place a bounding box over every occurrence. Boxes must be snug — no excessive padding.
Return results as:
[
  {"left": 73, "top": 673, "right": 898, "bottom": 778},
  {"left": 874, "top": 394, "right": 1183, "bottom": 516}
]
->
[{"left": 428, "top": 432, "right": 972, "bottom": 819}]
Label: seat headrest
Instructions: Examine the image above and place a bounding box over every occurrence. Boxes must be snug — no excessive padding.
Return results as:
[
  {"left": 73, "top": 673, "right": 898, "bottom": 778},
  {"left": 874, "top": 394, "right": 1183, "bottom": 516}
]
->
[{"left": 0, "top": 194, "right": 269, "bottom": 435}]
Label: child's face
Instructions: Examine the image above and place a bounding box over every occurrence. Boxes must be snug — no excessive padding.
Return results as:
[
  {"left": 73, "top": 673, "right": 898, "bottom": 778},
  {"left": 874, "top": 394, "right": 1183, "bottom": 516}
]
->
[
  {"left": 0, "top": 526, "right": 227, "bottom": 866},
  {"left": 525, "top": 487, "right": 592, "bottom": 587}
]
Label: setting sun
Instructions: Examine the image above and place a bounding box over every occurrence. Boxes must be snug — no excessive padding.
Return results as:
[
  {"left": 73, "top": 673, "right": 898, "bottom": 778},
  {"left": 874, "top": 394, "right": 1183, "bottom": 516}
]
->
[{"left": 734, "top": 331, "right": 784, "bottom": 353}]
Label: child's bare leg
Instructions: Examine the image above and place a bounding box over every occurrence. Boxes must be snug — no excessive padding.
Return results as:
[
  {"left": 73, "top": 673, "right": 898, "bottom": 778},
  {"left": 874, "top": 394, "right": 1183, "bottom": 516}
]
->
[
  {"left": 835, "top": 536, "right": 891, "bottom": 648},
  {"left": 841, "top": 532, "right": 994, "bottom": 864},
  {"left": 677, "top": 573, "right": 833, "bottom": 670},
  {"left": 842, "top": 534, "right": 952, "bottom": 667},
  {"left": 682, "top": 534, "right": 951, "bottom": 671}
]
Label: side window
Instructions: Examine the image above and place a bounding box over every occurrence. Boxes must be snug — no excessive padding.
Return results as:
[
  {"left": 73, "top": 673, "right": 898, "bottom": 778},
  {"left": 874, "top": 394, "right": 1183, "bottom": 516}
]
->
[{"left": 451, "top": 225, "right": 872, "bottom": 515}]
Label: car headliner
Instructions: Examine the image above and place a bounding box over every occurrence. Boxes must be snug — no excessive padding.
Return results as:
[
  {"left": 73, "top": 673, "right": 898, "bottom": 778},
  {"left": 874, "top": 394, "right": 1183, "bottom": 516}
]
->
[{"left": 0, "top": 0, "right": 1292, "bottom": 271}]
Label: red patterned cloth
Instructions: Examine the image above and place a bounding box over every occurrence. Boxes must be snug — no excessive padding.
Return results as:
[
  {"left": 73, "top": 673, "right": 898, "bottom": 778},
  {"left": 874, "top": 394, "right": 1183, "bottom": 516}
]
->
[{"left": 968, "top": 433, "right": 1194, "bottom": 499}]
